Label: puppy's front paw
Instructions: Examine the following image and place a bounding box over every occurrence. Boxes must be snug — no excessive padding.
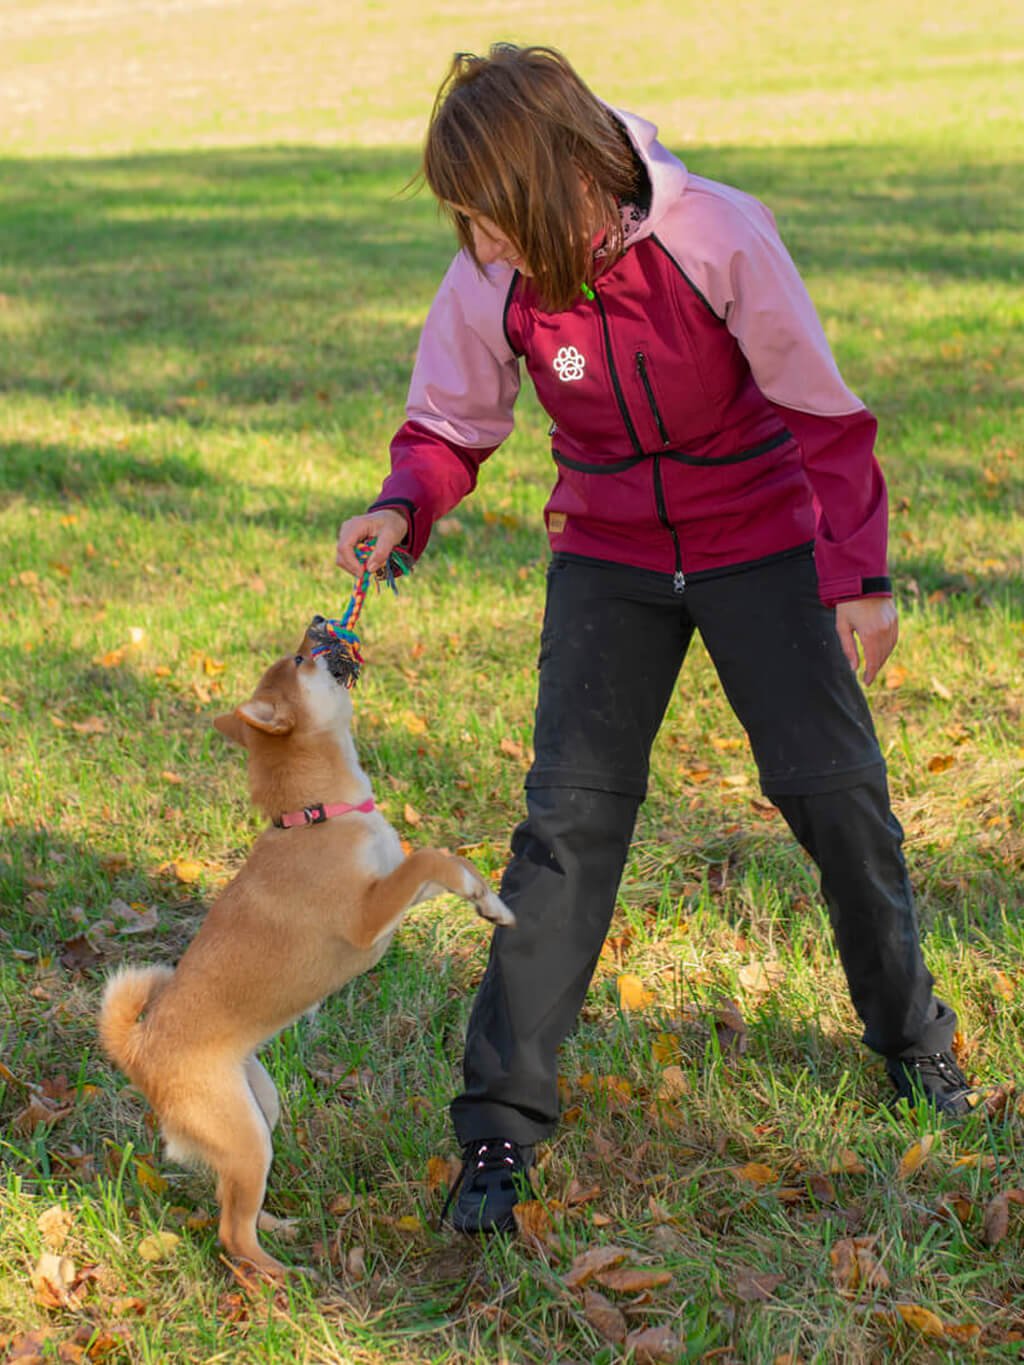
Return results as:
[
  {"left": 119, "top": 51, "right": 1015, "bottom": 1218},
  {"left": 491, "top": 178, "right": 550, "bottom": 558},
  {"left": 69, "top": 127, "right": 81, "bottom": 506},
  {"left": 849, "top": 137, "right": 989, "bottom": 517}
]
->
[
  {"left": 453, "top": 857, "right": 515, "bottom": 927},
  {"left": 475, "top": 887, "right": 515, "bottom": 928}
]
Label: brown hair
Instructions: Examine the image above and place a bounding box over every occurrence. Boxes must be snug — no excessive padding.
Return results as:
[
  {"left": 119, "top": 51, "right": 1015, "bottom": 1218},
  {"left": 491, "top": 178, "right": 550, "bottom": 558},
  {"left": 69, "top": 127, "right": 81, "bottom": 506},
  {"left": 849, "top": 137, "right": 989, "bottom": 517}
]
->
[{"left": 421, "top": 45, "right": 639, "bottom": 312}]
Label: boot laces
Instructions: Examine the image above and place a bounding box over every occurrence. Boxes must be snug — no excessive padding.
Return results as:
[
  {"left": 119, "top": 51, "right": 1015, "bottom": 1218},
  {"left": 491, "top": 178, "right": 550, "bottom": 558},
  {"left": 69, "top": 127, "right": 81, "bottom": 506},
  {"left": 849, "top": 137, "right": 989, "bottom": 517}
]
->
[
  {"left": 909, "top": 1051, "right": 970, "bottom": 1090},
  {"left": 437, "top": 1139, "right": 524, "bottom": 1228}
]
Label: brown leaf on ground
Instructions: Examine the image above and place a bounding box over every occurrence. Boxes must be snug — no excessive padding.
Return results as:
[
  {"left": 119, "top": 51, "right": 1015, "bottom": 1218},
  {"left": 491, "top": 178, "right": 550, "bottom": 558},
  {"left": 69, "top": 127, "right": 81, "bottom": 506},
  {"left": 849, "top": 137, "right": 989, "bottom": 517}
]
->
[
  {"left": 730, "top": 1162, "right": 778, "bottom": 1187},
  {"left": 31, "top": 1252, "right": 78, "bottom": 1309},
  {"left": 982, "top": 1192, "right": 1010, "bottom": 1246},
  {"left": 927, "top": 753, "right": 954, "bottom": 774},
  {"left": 110, "top": 900, "right": 159, "bottom": 935},
  {"left": 593, "top": 1266, "right": 674, "bottom": 1293},
  {"left": 657, "top": 1065, "right": 690, "bottom": 1100},
  {"left": 564, "top": 1244, "right": 629, "bottom": 1288},
  {"left": 806, "top": 1172, "right": 837, "bottom": 1203},
  {"left": 14, "top": 1094, "right": 74, "bottom": 1136},
  {"left": 59, "top": 935, "right": 104, "bottom": 973},
  {"left": 582, "top": 1288, "right": 627, "bottom": 1345},
  {"left": 564, "top": 1179, "right": 602, "bottom": 1207},
  {"left": 712, "top": 997, "right": 747, "bottom": 1056},
  {"left": 6, "top": 1329, "right": 57, "bottom": 1361},
  {"left": 738, "top": 960, "right": 783, "bottom": 996},
  {"left": 71, "top": 716, "right": 107, "bottom": 736},
  {"left": 828, "top": 1147, "right": 867, "bottom": 1176},
  {"left": 579, "top": 1072, "right": 633, "bottom": 1105},
  {"left": 991, "top": 970, "right": 1015, "bottom": 1000},
  {"left": 624, "top": 1325, "right": 683, "bottom": 1362},
  {"left": 943, "top": 1323, "right": 983, "bottom": 1344},
  {"left": 37, "top": 1205, "right": 75, "bottom": 1251},
  {"left": 513, "top": 1200, "right": 556, "bottom": 1252},
  {"left": 896, "top": 1133, "right": 936, "bottom": 1179},
  {"left": 981, "top": 1083, "right": 1014, "bottom": 1119},
  {"left": 732, "top": 1268, "right": 786, "bottom": 1301},
  {"left": 830, "top": 1235, "right": 890, "bottom": 1294},
  {"left": 425, "top": 1155, "right": 461, "bottom": 1193}
]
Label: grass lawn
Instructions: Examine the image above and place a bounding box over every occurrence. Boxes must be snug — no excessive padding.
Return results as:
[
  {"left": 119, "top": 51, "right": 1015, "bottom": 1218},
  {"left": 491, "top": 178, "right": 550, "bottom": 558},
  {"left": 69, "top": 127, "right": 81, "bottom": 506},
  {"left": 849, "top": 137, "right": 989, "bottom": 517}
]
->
[{"left": 1, "top": 2, "right": 1023, "bottom": 1360}]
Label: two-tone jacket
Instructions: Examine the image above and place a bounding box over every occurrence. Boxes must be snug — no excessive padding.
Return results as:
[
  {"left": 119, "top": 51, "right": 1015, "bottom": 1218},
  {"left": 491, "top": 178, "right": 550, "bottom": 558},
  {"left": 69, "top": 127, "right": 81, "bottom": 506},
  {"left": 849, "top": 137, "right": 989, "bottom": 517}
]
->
[{"left": 369, "top": 107, "right": 891, "bottom": 606}]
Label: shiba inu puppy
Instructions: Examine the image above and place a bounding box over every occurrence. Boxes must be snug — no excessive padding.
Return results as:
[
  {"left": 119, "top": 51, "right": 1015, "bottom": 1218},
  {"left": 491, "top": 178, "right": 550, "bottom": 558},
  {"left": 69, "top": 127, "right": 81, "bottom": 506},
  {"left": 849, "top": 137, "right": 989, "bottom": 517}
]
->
[{"left": 99, "top": 629, "right": 513, "bottom": 1274}]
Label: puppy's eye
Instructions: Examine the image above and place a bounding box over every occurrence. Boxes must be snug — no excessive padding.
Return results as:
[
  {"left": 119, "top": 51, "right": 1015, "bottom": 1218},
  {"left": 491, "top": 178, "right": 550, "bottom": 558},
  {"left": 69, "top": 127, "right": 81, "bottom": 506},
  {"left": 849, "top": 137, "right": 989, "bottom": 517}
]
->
[{"left": 294, "top": 654, "right": 304, "bottom": 666}]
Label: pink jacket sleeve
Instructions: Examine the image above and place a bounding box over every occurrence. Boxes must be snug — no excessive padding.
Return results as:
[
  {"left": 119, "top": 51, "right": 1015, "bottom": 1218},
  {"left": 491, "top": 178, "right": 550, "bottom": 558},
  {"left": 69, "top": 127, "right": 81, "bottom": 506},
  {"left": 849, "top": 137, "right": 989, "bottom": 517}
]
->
[
  {"left": 369, "top": 251, "right": 520, "bottom": 560},
  {"left": 659, "top": 178, "right": 892, "bottom": 605}
]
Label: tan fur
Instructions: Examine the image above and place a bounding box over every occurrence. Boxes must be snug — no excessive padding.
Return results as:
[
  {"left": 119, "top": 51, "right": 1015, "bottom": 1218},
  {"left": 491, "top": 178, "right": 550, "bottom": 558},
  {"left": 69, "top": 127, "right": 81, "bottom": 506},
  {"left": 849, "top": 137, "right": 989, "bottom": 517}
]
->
[{"left": 98, "top": 634, "right": 513, "bottom": 1276}]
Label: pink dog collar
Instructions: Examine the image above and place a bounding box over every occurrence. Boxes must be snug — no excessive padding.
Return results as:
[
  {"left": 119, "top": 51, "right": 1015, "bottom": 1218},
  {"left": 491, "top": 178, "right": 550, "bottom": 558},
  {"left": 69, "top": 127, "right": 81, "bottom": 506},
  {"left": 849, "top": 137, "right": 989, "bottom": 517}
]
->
[{"left": 274, "top": 798, "right": 375, "bottom": 829}]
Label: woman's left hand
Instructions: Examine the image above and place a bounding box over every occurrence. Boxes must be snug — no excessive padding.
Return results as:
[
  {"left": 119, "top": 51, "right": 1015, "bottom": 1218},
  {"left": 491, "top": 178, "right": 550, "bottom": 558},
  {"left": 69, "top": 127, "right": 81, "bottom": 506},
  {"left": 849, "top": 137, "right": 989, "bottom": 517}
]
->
[{"left": 835, "top": 597, "right": 899, "bottom": 686}]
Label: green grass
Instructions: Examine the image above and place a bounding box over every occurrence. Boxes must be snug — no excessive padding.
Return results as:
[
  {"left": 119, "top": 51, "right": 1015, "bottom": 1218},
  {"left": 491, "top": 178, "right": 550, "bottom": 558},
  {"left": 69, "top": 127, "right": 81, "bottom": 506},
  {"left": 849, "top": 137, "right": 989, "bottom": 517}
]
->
[{"left": 2, "top": 2, "right": 1023, "bottom": 1361}]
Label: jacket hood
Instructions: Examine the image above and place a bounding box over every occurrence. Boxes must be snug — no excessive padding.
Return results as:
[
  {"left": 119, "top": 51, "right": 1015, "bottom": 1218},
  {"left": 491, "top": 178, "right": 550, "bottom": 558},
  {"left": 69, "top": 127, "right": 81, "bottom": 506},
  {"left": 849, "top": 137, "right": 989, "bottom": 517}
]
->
[{"left": 606, "top": 105, "right": 689, "bottom": 247}]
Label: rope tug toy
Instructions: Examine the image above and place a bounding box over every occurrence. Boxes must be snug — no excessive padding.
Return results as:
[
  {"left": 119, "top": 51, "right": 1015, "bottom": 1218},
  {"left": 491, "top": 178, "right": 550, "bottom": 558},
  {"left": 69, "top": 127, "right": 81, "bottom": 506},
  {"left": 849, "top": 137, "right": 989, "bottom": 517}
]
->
[{"left": 308, "top": 539, "right": 412, "bottom": 688}]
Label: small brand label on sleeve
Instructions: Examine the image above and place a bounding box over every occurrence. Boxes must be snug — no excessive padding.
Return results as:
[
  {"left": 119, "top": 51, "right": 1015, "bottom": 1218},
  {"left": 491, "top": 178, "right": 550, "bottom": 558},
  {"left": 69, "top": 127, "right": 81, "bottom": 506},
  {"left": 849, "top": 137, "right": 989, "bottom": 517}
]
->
[{"left": 547, "top": 512, "right": 567, "bottom": 533}]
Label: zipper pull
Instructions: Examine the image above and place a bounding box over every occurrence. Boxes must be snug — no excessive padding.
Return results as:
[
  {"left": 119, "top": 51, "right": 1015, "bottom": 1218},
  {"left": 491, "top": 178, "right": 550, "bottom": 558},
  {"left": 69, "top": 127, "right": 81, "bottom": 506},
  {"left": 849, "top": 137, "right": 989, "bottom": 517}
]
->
[{"left": 673, "top": 570, "right": 686, "bottom": 594}]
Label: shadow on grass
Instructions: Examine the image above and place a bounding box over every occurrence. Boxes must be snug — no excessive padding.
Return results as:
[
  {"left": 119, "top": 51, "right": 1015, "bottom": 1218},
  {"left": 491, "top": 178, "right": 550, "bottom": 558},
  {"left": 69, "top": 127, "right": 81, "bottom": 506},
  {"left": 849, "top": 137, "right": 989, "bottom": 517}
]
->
[{"left": 0, "top": 141, "right": 1020, "bottom": 438}]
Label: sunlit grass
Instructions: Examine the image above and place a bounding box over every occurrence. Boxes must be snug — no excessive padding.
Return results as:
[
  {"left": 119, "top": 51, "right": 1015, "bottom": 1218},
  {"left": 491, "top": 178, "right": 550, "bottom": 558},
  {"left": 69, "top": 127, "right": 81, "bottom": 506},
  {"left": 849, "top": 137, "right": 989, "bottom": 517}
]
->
[{"left": 1, "top": 1, "right": 1023, "bottom": 1360}]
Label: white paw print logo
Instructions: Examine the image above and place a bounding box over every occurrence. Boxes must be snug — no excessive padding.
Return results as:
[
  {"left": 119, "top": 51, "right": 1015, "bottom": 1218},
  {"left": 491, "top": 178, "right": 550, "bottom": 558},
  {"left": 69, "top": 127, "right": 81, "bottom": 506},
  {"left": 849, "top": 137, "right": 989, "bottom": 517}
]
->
[{"left": 552, "top": 345, "right": 586, "bottom": 382}]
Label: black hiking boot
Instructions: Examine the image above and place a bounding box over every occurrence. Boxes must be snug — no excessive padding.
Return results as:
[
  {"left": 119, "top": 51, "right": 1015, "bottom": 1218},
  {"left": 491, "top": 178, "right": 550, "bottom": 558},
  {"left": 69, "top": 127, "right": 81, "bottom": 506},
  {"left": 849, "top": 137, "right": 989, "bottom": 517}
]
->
[
  {"left": 886, "top": 1050, "right": 981, "bottom": 1117},
  {"left": 441, "top": 1138, "right": 534, "bottom": 1234}
]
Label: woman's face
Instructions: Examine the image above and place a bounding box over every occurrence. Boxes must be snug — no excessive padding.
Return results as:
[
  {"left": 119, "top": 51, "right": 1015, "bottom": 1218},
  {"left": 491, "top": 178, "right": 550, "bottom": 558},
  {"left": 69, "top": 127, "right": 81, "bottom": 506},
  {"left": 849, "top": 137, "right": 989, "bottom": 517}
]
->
[{"left": 448, "top": 204, "right": 532, "bottom": 275}]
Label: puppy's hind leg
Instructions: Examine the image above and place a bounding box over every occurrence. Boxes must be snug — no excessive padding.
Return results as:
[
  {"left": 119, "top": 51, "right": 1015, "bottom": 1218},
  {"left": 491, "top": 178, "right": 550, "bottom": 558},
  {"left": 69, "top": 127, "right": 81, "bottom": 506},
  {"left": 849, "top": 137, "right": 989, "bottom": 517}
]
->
[
  {"left": 245, "top": 1055, "right": 280, "bottom": 1132},
  {"left": 172, "top": 1069, "right": 284, "bottom": 1276},
  {"left": 349, "top": 848, "right": 514, "bottom": 951}
]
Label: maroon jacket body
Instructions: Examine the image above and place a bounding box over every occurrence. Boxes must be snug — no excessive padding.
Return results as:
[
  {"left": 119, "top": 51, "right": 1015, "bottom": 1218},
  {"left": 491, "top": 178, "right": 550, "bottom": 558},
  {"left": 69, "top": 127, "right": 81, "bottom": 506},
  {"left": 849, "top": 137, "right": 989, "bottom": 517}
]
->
[{"left": 370, "top": 108, "right": 891, "bottom": 606}]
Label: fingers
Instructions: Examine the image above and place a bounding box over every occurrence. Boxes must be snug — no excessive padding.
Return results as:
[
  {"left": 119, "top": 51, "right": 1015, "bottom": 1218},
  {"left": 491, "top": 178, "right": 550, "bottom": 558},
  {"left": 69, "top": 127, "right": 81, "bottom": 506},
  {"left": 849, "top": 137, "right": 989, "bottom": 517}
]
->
[
  {"left": 835, "top": 613, "right": 861, "bottom": 675},
  {"left": 860, "top": 620, "right": 898, "bottom": 686},
  {"left": 335, "top": 510, "right": 408, "bottom": 577},
  {"left": 834, "top": 599, "right": 899, "bottom": 685}
]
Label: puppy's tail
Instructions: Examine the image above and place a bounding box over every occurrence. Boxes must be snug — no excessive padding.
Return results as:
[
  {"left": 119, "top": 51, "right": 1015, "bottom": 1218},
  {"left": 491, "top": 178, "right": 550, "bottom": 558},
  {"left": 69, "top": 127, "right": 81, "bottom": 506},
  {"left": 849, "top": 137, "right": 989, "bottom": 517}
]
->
[{"left": 98, "top": 965, "right": 174, "bottom": 1078}]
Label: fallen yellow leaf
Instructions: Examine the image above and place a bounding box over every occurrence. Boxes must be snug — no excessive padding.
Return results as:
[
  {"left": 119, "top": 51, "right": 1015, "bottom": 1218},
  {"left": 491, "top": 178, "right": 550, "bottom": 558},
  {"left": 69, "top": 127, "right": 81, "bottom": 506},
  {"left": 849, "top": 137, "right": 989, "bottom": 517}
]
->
[
  {"left": 172, "top": 859, "right": 204, "bottom": 885},
  {"left": 616, "top": 974, "right": 654, "bottom": 1010},
  {"left": 731, "top": 1162, "right": 778, "bottom": 1187},
  {"left": 897, "top": 1133, "right": 936, "bottom": 1179},
  {"left": 651, "top": 1032, "right": 681, "bottom": 1065},
  {"left": 137, "top": 1231, "right": 180, "bottom": 1263},
  {"left": 895, "top": 1302, "right": 946, "bottom": 1337}
]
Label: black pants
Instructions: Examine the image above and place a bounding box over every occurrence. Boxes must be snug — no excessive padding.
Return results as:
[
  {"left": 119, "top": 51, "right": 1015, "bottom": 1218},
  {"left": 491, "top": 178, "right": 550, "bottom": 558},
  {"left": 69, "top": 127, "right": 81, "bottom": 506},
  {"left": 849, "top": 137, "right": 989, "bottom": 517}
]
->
[{"left": 450, "top": 550, "right": 956, "bottom": 1147}]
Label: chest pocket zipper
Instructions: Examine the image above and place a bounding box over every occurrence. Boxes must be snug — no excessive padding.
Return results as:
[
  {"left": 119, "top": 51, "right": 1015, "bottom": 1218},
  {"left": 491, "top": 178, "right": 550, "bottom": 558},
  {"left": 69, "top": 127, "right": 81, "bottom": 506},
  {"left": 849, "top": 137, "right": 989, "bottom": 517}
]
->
[{"left": 636, "top": 352, "right": 671, "bottom": 447}]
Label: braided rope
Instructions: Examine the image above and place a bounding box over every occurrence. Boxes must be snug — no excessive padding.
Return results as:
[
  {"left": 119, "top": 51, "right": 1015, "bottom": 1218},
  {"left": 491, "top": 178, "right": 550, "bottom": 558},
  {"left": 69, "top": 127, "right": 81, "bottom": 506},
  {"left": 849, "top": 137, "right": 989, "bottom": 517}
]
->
[{"left": 308, "top": 539, "right": 410, "bottom": 687}]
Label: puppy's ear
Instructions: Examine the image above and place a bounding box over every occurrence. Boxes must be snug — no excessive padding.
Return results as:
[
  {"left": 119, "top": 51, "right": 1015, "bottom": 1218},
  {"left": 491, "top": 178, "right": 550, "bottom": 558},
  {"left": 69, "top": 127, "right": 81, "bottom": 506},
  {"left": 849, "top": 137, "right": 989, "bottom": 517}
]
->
[
  {"left": 237, "top": 697, "right": 296, "bottom": 736},
  {"left": 213, "top": 711, "right": 248, "bottom": 746}
]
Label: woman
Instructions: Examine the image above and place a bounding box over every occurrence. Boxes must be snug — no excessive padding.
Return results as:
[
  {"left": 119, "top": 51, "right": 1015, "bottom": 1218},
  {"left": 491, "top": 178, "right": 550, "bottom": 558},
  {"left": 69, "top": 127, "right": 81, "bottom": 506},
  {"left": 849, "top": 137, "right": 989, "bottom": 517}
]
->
[{"left": 336, "top": 44, "right": 978, "bottom": 1234}]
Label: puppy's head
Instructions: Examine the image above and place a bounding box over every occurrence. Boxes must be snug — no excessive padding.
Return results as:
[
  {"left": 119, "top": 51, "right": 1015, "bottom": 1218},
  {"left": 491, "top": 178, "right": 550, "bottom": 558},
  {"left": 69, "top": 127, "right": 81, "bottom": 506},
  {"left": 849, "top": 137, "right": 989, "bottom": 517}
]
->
[{"left": 213, "top": 633, "right": 353, "bottom": 751}]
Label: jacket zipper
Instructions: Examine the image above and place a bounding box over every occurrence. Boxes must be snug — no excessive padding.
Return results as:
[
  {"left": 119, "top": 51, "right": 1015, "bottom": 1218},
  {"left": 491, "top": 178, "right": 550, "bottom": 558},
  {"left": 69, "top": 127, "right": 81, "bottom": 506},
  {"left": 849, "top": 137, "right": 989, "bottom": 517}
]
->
[
  {"left": 652, "top": 455, "right": 685, "bottom": 593},
  {"left": 638, "top": 352, "right": 685, "bottom": 592},
  {"left": 636, "top": 352, "right": 671, "bottom": 446},
  {"left": 592, "top": 294, "right": 685, "bottom": 593}
]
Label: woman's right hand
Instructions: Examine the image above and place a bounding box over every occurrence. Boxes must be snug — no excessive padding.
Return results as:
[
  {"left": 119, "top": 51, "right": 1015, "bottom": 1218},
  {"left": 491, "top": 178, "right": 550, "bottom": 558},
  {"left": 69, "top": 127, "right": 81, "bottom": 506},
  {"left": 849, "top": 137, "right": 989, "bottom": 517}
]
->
[{"left": 335, "top": 508, "right": 409, "bottom": 578}]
